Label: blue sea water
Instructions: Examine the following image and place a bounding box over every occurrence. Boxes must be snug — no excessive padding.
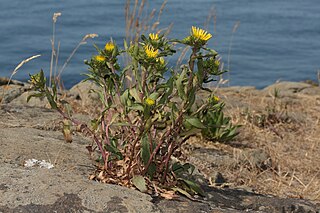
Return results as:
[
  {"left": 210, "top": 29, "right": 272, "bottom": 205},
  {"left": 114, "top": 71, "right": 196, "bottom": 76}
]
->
[{"left": 0, "top": 0, "right": 319, "bottom": 89}]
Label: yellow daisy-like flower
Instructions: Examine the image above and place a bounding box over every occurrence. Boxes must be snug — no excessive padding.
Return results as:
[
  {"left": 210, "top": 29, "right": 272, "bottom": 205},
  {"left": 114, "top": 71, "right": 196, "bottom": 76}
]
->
[
  {"left": 145, "top": 97, "right": 155, "bottom": 106},
  {"left": 191, "top": 26, "right": 212, "bottom": 41},
  {"left": 145, "top": 45, "right": 158, "bottom": 58},
  {"left": 212, "top": 95, "right": 220, "bottom": 102},
  {"left": 95, "top": 55, "right": 105, "bottom": 62},
  {"left": 149, "top": 33, "right": 159, "bottom": 41},
  {"left": 105, "top": 42, "right": 115, "bottom": 52}
]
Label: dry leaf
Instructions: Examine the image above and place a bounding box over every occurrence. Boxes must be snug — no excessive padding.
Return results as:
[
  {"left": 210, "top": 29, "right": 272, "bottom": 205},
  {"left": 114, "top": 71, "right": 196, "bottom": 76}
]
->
[{"left": 160, "top": 190, "right": 178, "bottom": 200}]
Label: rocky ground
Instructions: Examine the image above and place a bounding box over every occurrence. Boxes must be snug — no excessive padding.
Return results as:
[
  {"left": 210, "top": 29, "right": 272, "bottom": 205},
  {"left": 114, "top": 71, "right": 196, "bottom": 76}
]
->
[{"left": 0, "top": 77, "right": 320, "bottom": 212}]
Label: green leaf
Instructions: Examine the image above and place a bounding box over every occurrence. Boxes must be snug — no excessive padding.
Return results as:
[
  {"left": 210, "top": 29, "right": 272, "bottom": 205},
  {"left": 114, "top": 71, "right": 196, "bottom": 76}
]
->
[
  {"left": 179, "top": 128, "right": 201, "bottom": 137},
  {"left": 123, "top": 39, "right": 128, "bottom": 50},
  {"left": 120, "top": 89, "right": 129, "bottom": 105},
  {"left": 196, "top": 57, "right": 204, "bottom": 83},
  {"left": 202, "top": 47, "right": 218, "bottom": 56},
  {"left": 90, "top": 119, "right": 99, "bottom": 130},
  {"left": 186, "top": 117, "right": 206, "bottom": 129},
  {"left": 176, "top": 67, "right": 188, "bottom": 100},
  {"left": 149, "top": 92, "right": 159, "bottom": 100},
  {"left": 106, "top": 143, "right": 123, "bottom": 160},
  {"left": 128, "top": 103, "right": 144, "bottom": 112},
  {"left": 178, "top": 178, "right": 205, "bottom": 197},
  {"left": 129, "top": 88, "right": 141, "bottom": 103},
  {"left": 132, "top": 175, "right": 147, "bottom": 192},
  {"left": 45, "top": 92, "right": 57, "bottom": 109},
  {"left": 60, "top": 100, "right": 72, "bottom": 117},
  {"left": 27, "top": 93, "right": 45, "bottom": 103},
  {"left": 158, "top": 78, "right": 173, "bottom": 105},
  {"left": 172, "top": 162, "right": 195, "bottom": 176},
  {"left": 147, "top": 163, "right": 156, "bottom": 179},
  {"left": 185, "top": 87, "right": 196, "bottom": 110},
  {"left": 172, "top": 187, "right": 195, "bottom": 200},
  {"left": 141, "top": 135, "right": 150, "bottom": 166}
]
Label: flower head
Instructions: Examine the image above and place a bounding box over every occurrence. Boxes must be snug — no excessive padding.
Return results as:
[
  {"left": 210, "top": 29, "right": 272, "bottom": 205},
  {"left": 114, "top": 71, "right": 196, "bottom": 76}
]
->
[
  {"left": 212, "top": 95, "right": 220, "bottom": 102},
  {"left": 156, "top": 57, "right": 165, "bottom": 65},
  {"left": 209, "top": 95, "right": 220, "bottom": 104},
  {"left": 145, "top": 97, "right": 155, "bottom": 106},
  {"left": 105, "top": 42, "right": 115, "bottom": 52},
  {"left": 145, "top": 45, "right": 158, "bottom": 58},
  {"left": 149, "top": 33, "right": 159, "bottom": 41},
  {"left": 95, "top": 55, "right": 105, "bottom": 62},
  {"left": 191, "top": 26, "right": 212, "bottom": 42},
  {"left": 214, "top": 60, "right": 220, "bottom": 67}
]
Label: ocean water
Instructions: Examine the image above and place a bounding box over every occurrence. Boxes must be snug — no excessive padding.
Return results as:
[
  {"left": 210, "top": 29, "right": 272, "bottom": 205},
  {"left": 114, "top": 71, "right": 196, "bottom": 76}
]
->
[{"left": 1, "top": 0, "right": 319, "bottom": 89}]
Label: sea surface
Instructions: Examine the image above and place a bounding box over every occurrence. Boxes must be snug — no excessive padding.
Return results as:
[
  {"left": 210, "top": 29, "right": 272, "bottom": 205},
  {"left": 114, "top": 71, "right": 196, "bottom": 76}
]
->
[{"left": 1, "top": 0, "right": 319, "bottom": 89}]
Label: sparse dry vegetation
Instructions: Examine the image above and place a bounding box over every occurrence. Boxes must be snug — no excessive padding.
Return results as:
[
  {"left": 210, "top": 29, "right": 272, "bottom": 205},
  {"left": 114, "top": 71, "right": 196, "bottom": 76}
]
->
[{"left": 184, "top": 86, "right": 320, "bottom": 201}]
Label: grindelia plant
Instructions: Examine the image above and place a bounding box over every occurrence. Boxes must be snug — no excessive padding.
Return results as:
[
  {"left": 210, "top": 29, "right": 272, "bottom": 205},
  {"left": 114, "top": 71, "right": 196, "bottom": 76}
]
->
[{"left": 29, "top": 26, "right": 238, "bottom": 197}]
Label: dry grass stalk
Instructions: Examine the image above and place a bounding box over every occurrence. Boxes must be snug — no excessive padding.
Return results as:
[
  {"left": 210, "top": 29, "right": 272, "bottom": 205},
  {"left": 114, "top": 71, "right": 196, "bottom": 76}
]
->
[
  {"left": 204, "top": 6, "right": 216, "bottom": 33},
  {"left": 125, "top": 0, "right": 168, "bottom": 44},
  {"left": 226, "top": 21, "right": 240, "bottom": 86},
  {"left": 50, "top": 12, "right": 62, "bottom": 87},
  {"left": 56, "top": 33, "right": 98, "bottom": 88},
  {"left": 0, "top": 54, "right": 41, "bottom": 105}
]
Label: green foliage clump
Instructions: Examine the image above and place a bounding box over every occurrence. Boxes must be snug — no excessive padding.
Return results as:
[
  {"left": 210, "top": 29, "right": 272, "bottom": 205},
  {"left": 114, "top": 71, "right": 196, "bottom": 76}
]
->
[{"left": 29, "top": 26, "right": 238, "bottom": 196}]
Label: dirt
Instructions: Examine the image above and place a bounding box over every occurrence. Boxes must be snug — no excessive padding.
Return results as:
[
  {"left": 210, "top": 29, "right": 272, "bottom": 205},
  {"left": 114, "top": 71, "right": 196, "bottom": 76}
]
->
[{"left": 0, "top": 79, "right": 320, "bottom": 212}]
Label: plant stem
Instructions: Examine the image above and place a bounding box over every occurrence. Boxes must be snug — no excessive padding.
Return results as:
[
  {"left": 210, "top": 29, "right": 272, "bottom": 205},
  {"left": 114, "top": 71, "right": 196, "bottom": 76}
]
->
[
  {"left": 142, "top": 110, "right": 184, "bottom": 175},
  {"left": 56, "top": 108, "right": 108, "bottom": 169},
  {"left": 161, "top": 142, "right": 174, "bottom": 183}
]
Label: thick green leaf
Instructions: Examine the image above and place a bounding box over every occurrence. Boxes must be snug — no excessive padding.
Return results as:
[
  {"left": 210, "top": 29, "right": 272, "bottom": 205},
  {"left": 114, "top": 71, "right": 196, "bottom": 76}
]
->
[
  {"left": 27, "top": 93, "right": 45, "bottom": 103},
  {"left": 148, "top": 163, "right": 156, "bottom": 180},
  {"left": 185, "top": 87, "right": 196, "bottom": 110},
  {"left": 196, "top": 57, "right": 204, "bottom": 83},
  {"left": 141, "top": 135, "right": 150, "bottom": 166},
  {"left": 106, "top": 140, "right": 123, "bottom": 160},
  {"left": 178, "top": 178, "right": 205, "bottom": 197},
  {"left": 132, "top": 175, "right": 147, "bottom": 192},
  {"left": 186, "top": 117, "right": 206, "bottom": 129},
  {"left": 172, "top": 187, "right": 195, "bottom": 200},
  {"left": 45, "top": 92, "right": 57, "bottom": 109},
  {"left": 176, "top": 68, "right": 188, "bottom": 100},
  {"left": 128, "top": 103, "right": 144, "bottom": 112},
  {"left": 149, "top": 92, "right": 159, "bottom": 100},
  {"left": 129, "top": 88, "right": 141, "bottom": 103},
  {"left": 120, "top": 89, "right": 129, "bottom": 105}
]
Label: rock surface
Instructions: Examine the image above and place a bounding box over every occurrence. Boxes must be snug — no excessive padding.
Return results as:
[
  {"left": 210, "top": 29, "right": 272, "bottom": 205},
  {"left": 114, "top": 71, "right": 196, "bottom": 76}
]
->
[{"left": 0, "top": 79, "right": 320, "bottom": 212}]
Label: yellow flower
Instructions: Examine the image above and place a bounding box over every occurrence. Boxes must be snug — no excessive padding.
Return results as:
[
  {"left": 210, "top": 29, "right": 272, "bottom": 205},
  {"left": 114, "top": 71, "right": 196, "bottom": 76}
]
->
[
  {"left": 214, "top": 60, "right": 220, "bottom": 67},
  {"left": 156, "top": 57, "right": 165, "bottom": 65},
  {"left": 149, "top": 33, "right": 159, "bottom": 41},
  {"left": 211, "top": 95, "right": 219, "bottom": 102},
  {"left": 191, "top": 26, "right": 212, "bottom": 41},
  {"left": 105, "top": 42, "right": 115, "bottom": 52},
  {"left": 145, "top": 97, "right": 155, "bottom": 106},
  {"left": 95, "top": 55, "right": 105, "bottom": 62},
  {"left": 145, "top": 45, "right": 158, "bottom": 58}
]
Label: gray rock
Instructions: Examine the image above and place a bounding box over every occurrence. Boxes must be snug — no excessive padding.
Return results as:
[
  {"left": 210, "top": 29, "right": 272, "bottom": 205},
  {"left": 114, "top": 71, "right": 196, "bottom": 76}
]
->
[
  {"left": 0, "top": 84, "right": 30, "bottom": 104},
  {"left": 262, "top": 81, "right": 312, "bottom": 96},
  {"left": 0, "top": 96, "right": 319, "bottom": 212},
  {"left": 0, "top": 77, "right": 25, "bottom": 86},
  {"left": 69, "top": 81, "right": 101, "bottom": 107},
  {"left": 9, "top": 90, "right": 49, "bottom": 107},
  {"left": 300, "top": 86, "right": 320, "bottom": 96},
  {"left": 219, "top": 86, "right": 257, "bottom": 93}
]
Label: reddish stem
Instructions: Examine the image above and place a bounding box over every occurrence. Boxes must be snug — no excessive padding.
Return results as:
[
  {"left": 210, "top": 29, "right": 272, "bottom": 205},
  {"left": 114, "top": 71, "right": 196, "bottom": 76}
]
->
[{"left": 57, "top": 108, "right": 108, "bottom": 169}]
